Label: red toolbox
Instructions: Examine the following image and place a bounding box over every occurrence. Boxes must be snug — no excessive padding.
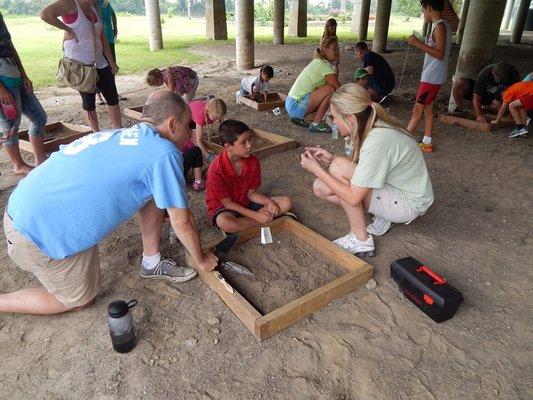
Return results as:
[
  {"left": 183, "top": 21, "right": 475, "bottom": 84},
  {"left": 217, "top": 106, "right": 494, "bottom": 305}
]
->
[{"left": 390, "top": 257, "right": 463, "bottom": 323}]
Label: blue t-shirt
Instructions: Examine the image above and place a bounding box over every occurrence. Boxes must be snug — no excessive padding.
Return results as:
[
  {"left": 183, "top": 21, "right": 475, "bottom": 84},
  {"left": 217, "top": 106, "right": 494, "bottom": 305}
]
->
[
  {"left": 98, "top": 0, "right": 115, "bottom": 44},
  {"left": 8, "top": 123, "right": 188, "bottom": 259}
]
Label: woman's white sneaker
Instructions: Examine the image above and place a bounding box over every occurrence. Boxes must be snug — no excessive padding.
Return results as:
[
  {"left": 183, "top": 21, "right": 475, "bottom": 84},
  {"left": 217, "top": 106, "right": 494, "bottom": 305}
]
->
[
  {"left": 333, "top": 233, "right": 375, "bottom": 257},
  {"left": 366, "top": 216, "right": 394, "bottom": 236}
]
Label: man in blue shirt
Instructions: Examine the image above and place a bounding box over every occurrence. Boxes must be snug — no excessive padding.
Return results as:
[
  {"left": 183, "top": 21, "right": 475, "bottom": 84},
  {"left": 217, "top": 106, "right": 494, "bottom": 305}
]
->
[{"left": 1, "top": 90, "right": 218, "bottom": 315}]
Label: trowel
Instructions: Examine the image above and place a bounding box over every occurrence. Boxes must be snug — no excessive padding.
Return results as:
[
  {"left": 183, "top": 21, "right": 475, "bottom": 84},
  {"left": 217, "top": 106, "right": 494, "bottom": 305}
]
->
[{"left": 213, "top": 234, "right": 252, "bottom": 276}]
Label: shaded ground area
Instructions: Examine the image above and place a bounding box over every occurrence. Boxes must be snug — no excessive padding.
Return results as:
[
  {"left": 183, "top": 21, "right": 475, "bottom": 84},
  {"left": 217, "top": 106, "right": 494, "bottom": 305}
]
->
[{"left": 0, "top": 38, "right": 532, "bottom": 400}]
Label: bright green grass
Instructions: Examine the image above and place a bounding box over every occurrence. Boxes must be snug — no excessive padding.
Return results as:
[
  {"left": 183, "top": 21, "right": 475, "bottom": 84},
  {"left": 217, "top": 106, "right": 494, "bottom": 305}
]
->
[{"left": 6, "top": 15, "right": 421, "bottom": 88}]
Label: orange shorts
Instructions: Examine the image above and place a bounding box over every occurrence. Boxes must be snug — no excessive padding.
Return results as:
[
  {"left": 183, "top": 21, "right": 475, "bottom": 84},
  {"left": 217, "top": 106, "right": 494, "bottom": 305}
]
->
[{"left": 415, "top": 82, "right": 441, "bottom": 106}]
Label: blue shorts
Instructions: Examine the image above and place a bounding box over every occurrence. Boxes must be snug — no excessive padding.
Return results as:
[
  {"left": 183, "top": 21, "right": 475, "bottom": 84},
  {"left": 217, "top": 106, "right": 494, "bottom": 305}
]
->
[{"left": 285, "top": 94, "right": 310, "bottom": 119}]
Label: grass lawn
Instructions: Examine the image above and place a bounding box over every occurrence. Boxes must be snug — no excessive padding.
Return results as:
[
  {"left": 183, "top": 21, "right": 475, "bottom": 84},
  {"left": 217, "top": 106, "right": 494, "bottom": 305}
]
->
[{"left": 5, "top": 15, "right": 422, "bottom": 88}]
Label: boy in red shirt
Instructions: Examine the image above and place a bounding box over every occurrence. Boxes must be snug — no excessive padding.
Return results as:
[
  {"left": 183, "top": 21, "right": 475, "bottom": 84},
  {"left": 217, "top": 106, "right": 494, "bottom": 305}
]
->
[
  {"left": 492, "top": 81, "right": 533, "bottom": 138},
  {"left": 206, "top": 120, "right": 292, "bottom": 233}
]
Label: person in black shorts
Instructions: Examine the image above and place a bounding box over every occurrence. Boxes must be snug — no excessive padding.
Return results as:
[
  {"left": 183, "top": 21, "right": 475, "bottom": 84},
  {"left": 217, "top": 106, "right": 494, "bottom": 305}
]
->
[
  {"left": 354, "top": 41, "right": 396, "bottom": 103},
  {"left": 451, "top": 62, "right": 520, "bottom": 122}
]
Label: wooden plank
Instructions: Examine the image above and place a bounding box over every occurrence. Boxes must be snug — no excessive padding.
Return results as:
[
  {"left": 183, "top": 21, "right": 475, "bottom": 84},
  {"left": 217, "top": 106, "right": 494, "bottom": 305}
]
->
[
  {"left": 438, "top": 112, "right": 515, "bottom": 132},
  {"left": 240, "top": 92, "right": 287, "bottom": 111},
  {"left": 282, "top": 217, "right": 370, "bottom": 272},
  {"left": 124, "top": 106, "right": 143, "bottom": 121},
  {"left": 205, "top": 127, "right": 297, "bottom": 159},
  {"left": 185, "top": 252, "right": 262, "bottom": 334},
  {"left": 255, "top": 267, "right": 373, "bottom": 341},
  {"left": 18, "top": 122, "right": 91, "bottom": 153}
]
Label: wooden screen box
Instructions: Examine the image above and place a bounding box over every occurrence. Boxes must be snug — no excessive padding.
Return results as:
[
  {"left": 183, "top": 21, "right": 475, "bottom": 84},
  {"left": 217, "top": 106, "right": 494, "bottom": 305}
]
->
[
  {"left": 124, "top": 106, "right": 143, "bottom": 121},
  {"left": 240, "top": 93, "right": 287, "bottom": 111},
  {"left": 186, "top": 217, "right": 374, "bottom": 341},
  {"left": 18, "top": 122, "right": 92, "bottom": 154},
  {"left": 206, "top": 128, "right": 297, "bottom": 159},
  {"left": 438, "top": 112, "right": 514, "bottom": 132}
]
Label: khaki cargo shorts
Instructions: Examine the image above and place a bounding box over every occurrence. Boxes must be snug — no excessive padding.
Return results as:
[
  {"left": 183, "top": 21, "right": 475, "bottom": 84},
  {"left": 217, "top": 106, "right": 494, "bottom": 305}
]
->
[
  {"left": 368, "top": 185, "right": 420, "bottom": 224},
  {"left": 4, "top": 212, "right": 101, "bottom": 307}
]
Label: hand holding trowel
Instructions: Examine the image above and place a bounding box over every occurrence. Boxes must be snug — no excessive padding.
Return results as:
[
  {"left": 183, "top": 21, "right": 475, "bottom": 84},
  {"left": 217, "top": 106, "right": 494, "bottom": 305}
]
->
[{"left": 213, "top": 234, "right": 252, "bottom": 276}]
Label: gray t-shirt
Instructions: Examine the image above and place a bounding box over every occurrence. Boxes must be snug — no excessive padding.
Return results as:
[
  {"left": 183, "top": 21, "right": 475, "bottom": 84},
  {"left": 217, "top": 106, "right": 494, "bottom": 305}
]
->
[{"left": 351, "top": 121, "right": 434, "bottom": 215}]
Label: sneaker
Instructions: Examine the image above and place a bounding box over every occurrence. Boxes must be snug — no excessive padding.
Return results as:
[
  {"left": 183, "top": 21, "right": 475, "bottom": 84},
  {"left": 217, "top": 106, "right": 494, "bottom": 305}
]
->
[
  {"left": 418, "top": 142, "right": 435, "bottom": 153},
  {"left": 309, "top": 123, "right": 332, "bottom": 134},
  {"left": 508, "top": 126, "right": 528, "bottom": 138},
  {"left": 366, "top": 216, "right": 395, "bottom": 236},
  {"left": 290, "top": 117, "right": 309, "bottom": 128},
  {"left": 333, "top": 233, "right": 375, "bottom": 257},
  {"left": 140, "top": 258, "right": 197, "bottom": 283},
  {"left": 193, "top": 179, "right": 206, "bottom": 191}
]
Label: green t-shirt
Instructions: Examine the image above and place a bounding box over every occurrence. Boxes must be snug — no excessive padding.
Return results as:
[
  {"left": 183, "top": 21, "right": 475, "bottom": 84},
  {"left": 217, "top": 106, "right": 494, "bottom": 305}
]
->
[
  {"left": 351, "top": 121, "right": 434, "bottom": 215},
  {"left": 288, "top": 58, "right": 335, "bottom": 100}
]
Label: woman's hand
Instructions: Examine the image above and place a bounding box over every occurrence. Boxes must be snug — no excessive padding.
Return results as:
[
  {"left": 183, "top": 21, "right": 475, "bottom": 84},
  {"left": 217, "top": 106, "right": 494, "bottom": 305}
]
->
[
  {"left": 300, "top": 151, "right": 323, "bottom": 175},
  {"left": 305, "top": 146, "right": 333, "bottom": 164}
]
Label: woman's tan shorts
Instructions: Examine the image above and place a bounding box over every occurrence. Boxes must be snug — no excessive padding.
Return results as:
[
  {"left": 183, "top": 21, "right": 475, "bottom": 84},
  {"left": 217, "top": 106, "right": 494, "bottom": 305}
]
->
[{"left": 368, "top": 185, "right": 420, "bottom": 224}]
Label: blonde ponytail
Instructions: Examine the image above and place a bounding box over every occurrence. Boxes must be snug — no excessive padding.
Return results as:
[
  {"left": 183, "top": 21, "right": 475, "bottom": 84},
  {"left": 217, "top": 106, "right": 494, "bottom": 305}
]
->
[{"left": 315, "top": 36, "right": 338, "bottom": 60}]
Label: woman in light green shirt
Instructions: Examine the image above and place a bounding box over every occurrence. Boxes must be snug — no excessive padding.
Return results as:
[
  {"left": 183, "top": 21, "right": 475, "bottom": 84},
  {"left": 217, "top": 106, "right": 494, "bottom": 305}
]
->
[
  {"left": 285, "top": 37, "right": 341, "bottom": 134},
  {"left": 300, "top": 84, "right": 434, "bottom": 256}
]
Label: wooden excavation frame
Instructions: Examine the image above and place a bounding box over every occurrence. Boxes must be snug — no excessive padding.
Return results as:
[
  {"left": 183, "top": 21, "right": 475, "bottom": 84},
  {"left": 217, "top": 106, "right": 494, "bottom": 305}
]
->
[
  {"left": 206, "top": 128, "right": 297, "bottom": 159},
  {"left": 186, "top": 217, "right": 374, "bottom": 341},
  {"left": 124, "top": 106, "right": 143, "bottom": 121},
  {"left": 18, "top": 122, "right": 91, "bottom": 154},
  {"left": 240, "top": 92, "right": 287, "bottom": 111},
  {"left": 438, "top": 112, "right": 514, "bottom": 133}
]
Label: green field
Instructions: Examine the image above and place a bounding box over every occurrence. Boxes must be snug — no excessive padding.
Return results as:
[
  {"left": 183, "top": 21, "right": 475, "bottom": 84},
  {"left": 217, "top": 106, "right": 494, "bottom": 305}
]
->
[{"left": 6, "top": 15, "right": 422, "bottom": 88}]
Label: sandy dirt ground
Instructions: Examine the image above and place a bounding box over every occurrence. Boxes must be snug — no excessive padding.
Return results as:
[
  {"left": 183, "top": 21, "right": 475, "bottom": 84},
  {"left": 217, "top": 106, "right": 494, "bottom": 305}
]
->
[{"left": 0, "top": 38, "right": 532, "bottom": 400}]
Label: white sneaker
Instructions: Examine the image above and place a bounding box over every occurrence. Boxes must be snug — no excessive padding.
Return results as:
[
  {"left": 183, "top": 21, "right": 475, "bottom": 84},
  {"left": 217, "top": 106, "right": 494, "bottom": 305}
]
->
[
  {"left": 333, "top": 233, "right": 375, "bottom": 257},
  {"left": 366, "top": 216, "right": 395, "bottom": 236},
  {"left": 508, "top": 126, "right": 528, "bottom": 138}
]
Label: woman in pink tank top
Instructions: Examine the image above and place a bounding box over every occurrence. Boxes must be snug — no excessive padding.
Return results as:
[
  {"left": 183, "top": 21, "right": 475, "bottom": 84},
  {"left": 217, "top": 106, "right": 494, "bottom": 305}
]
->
[{"left": 41, "top": 0, "right": 122, "bottom": 132}]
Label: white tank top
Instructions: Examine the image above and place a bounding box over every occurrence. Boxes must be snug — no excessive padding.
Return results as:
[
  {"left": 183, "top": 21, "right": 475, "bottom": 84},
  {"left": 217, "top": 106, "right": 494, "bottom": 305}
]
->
[
  {"left": 62, "top": 0, "right": 107, "bottom": 69},
  {"left": 421, "top": 19, "right": 451, "bottom": 85}
]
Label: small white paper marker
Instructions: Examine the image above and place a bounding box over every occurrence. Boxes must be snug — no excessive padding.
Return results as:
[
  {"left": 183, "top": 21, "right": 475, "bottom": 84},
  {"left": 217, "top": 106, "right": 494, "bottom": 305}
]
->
[
  {"left": 272, "top": 107, "right": 281, "bottom": 115},
  {"left": 261, "top": 227, "right": 273, "bottom": 244}
]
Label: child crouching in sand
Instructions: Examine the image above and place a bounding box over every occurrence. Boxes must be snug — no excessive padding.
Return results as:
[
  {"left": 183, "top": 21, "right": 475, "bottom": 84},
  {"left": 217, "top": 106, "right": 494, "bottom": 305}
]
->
[
  {"left": 206, "top": 120, "right": 292, "bottom": 233},
  {"left": 146, "top": 66, "right": 199, "bottom": 102},
  {"left": 189, "top": 98, "right": 227, "bottom": 161},
  {"left": 238, "top": 65, "right": 274, "bottom": 102}
]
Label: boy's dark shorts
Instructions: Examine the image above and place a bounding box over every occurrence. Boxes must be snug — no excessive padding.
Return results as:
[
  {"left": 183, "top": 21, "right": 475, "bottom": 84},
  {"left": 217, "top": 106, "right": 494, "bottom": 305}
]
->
[{"left": 211, "top": 201, "right": 264, "bottom": 228}]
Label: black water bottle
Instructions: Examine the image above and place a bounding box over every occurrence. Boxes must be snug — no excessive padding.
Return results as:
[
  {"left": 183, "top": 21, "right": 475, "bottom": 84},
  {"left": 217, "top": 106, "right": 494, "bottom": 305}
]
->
[{"left": 107, "top": 299, "right": 138, "bottom": 353}]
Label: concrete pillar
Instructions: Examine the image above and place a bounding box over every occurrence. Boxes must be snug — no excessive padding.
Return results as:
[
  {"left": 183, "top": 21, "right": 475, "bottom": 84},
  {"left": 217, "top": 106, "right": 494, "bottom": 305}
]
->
[
  {"left": 372, "top": 0, "right": 392, "bottom": 52},
  {"left": 144, "top": 0, "right": 163, "bottom": 51},
  {"left": 358, "top": 0, "right": 371, "bottom": 41},
  {"left": 206, "top": 0, "right": 228, "bottom": 40},
  {"left": 289, "top": 0, "right": 307, "bottom": 37},
  {"left": 236, "top": 0, "right": 254, "bottom": 70},
  {"left": 511, "top": 0, "right": 531, "bottom": 43},
  {"left": 351, "top": 0, "right": 362, "bottom": 32},
  {"left": 502, "top": 0, "right": 515, "bottom": 29},
  {"left": 456, "top": 0, "right": 470, "bottom": 45},
  {"left": 449, "top": 0, "right": 507, "bottom": 109},
  {"left": 273, "top": 0, "right": 285, "bottom": 45}
]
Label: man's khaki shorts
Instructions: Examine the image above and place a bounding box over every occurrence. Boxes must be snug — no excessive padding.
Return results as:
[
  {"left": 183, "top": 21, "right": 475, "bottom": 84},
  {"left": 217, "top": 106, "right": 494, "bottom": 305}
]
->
[
  {"left": 4, "top": 212, "right": 100, "bottom": 307},
  {"left": 368, "top": 185, "right": 420, "bottom": 224}
]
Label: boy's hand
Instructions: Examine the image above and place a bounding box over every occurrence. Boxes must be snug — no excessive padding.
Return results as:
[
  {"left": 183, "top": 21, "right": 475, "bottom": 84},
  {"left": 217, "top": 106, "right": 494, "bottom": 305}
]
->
[
  {"left": 254, "top": 209, "right": 273, "bottom": 224},
  {"left": 266, "top": 200, "right": 280, "bottom": 216},
  {"left": 476, "top": 114, "right": 487, "bottom": 123},
  {"left": 197, "top": 251, "right": 218, "bottom": 272},
  {"left": 490, "top": 118, "right": 500, "bottom": 125}
]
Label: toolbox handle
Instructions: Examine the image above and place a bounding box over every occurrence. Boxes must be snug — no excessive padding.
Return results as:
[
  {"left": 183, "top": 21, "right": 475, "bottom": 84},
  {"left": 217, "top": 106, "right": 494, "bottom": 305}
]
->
[{"left": 417, "top": 266, "right": 447, "bottom": 285}]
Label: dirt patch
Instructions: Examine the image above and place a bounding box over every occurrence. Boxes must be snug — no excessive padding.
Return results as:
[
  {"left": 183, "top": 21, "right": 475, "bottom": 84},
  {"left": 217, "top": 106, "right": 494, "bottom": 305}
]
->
[{"left": 222, "top": 231, "right": 346, "bottom": 314}]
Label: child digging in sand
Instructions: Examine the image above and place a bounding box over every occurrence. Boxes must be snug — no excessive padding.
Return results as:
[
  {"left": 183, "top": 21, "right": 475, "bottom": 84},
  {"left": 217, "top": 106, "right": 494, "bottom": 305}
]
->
[
  {"left": 146, "top": 66, "right": 199, "bottom": 103},
  {"left": 238, "top": 65, "right": 274, "bottom": 103},
  {"left": 189, "top": 97, "right": 227, "bottom": 161},
  {"left": 206, "top": 120, "right": 292, "bottom": 233},
  {"left": 491, "top": 81, "right": 533, "bottom": 138}
]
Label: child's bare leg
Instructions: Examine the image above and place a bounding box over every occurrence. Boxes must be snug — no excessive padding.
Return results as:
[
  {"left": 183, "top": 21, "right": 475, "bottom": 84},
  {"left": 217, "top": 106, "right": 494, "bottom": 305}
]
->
[
  {"left": 29, "top": 136, "right": 47, "bottom": 166},
  {"left": 216, "top": 212, "right": 258, "bottom": 233},
  {"left": 509, "top": 100, "right": 526, "bottom": 125},
  {"left": 4, "top": 144, "right": 33, "bottom": 174},
  {"left": 83, "top": 110, "right": 100, "bottom": 132},
  {"left": 307, "top": 85, "right": 335, "bottom": 123},
  {"left": 423, "top": 103, "right": 435, "bottom": 137},
  {"left": 107, "top": 104, "right": 122, "bottom": 129},
  {"left": 270, "top": 196, "right": 293, "bottom": 215},
  {"left": 407, "top": 102, "right": 424, "bottom": 133}
]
